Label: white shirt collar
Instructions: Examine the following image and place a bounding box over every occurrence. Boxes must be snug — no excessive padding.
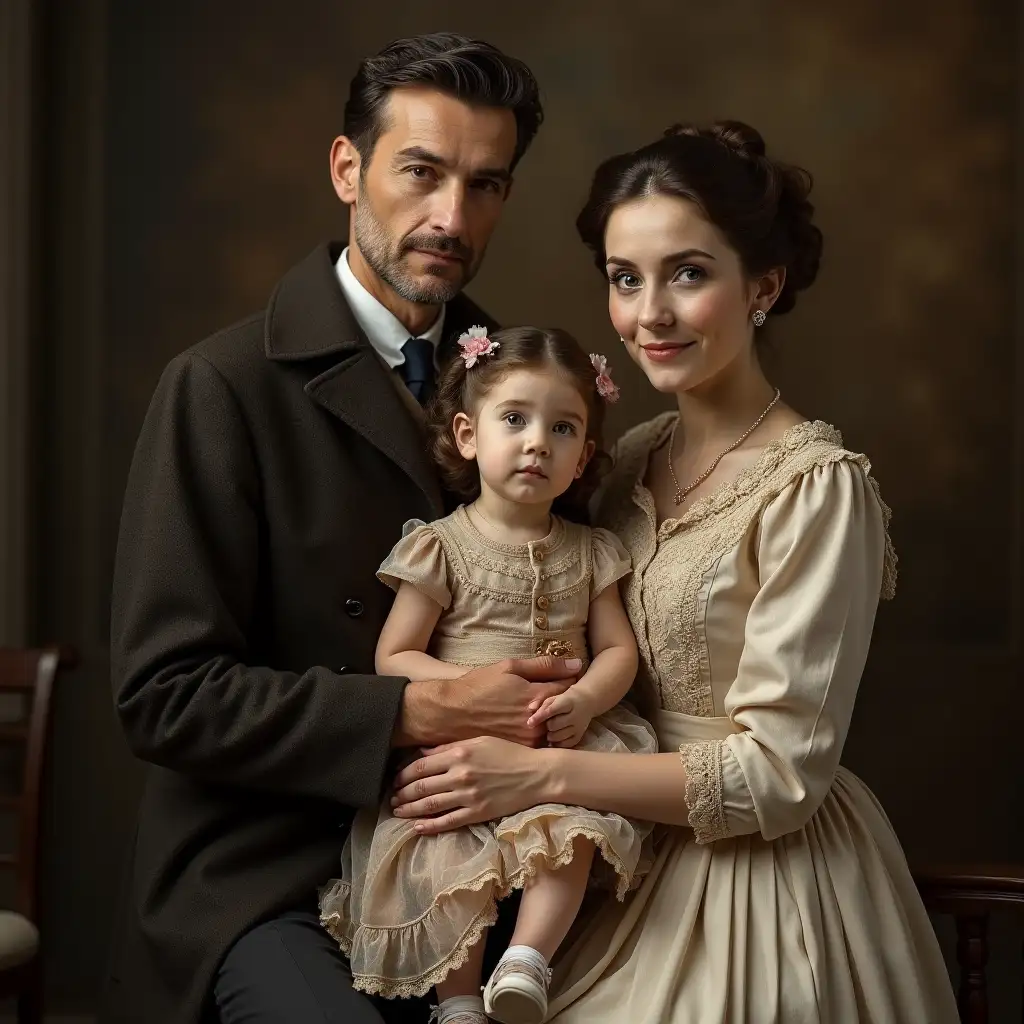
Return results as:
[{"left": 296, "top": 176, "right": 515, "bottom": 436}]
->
[{"left": 334, "top": 246, "right": 446, "bottom": 369}]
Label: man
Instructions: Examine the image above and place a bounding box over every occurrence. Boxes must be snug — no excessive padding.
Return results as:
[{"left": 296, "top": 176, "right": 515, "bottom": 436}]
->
[{"left": 102, "top": 33, "right": 579, "bottom": 1024}]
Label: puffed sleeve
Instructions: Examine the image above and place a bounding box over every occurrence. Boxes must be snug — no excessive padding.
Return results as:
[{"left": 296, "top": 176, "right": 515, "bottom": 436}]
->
[
  {"left": 589, "top": 527, "right": 633, "bottom": 600},
  {"left": 376, "top": 520, "right": 452, "bottom": 609},
  {"left": 680, "top": 458, "right": 897, "bottom": 844}
]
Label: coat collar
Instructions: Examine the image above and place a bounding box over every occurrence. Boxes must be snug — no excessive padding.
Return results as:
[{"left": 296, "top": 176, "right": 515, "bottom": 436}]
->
[
  {"left": 264, "top": 242, "right": 362, "bottom": 362},
  {"left": 264, "top": 242, "right": 496, "bottom": 363},
  {"left": 264, "top": 243, "right": 498, "bottom": 517}
]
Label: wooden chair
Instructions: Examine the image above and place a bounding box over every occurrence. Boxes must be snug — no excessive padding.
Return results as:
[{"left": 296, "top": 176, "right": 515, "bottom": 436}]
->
[
  {"left": 915, "top": 864, "right": 1024, "bottom": 1024},
  {"left": 0, "top": 646, "right": 76, "bottom": 1024}
]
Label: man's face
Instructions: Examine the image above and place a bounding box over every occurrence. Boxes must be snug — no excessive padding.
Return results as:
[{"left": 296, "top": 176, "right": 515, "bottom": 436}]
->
[{"left": 346, "top": 87, "right": 518, "bottom": 303}]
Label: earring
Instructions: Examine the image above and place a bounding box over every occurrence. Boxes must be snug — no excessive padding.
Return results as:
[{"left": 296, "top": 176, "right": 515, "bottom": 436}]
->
[
  {"left": 619, "top": 336, "right": 627, "bottom": 343},
  {"left": 751, "top": 310, "right": 767, "bottom": 327}
]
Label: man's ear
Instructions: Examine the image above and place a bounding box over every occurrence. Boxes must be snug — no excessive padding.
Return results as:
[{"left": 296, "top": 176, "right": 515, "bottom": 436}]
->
[{"left": 330, "top": 135, "right": 361, "bottom": 206}]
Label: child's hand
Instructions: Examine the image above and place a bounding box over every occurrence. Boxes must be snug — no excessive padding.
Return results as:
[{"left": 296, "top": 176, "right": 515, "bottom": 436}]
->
[{"left": 526, "top": 690, "right": 593, "bottom": 748}]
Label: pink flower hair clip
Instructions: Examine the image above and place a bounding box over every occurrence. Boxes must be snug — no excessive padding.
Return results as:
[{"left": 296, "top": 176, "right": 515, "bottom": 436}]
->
[
  {"left": 457, "top": 326, "right": 500, "bottom": 368},
  {"left": 590, "top": 353, "right": 621, "bottom": 403}
]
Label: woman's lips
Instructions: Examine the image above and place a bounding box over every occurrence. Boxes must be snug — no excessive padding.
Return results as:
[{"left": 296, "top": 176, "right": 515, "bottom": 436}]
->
[{"left": 641, "top": 341, "right": 697, "bottom": 362}]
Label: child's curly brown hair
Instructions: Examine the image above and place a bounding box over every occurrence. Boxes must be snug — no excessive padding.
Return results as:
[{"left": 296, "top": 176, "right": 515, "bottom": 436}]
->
[{"left": 425, "top": 326, "right": 614, "bottom": 523}]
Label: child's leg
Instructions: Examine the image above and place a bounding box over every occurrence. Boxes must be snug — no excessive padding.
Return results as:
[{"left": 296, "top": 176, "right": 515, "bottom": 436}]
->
[
  {"left": 434, "top": 928, "right": 487, "bottom": 1000},
  {"left": 484, "top": 837, "right": 596, "bottom": 1024},
  {"left": 512, "top": 835, "right": 596, "bottom": 957}
]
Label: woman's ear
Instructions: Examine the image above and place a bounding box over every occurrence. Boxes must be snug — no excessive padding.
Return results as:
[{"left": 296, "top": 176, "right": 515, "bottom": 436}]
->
[
  {"left": 751, "top": 267, "right": 786, "bottom": 316},
  {"left": 453, "top": 412, "right": 477, "bottom": 461}
]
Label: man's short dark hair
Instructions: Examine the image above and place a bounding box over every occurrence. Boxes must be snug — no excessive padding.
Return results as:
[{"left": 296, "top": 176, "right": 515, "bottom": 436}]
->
[{"left": 343, "top": 32, "right": 543, "bottom": 171}]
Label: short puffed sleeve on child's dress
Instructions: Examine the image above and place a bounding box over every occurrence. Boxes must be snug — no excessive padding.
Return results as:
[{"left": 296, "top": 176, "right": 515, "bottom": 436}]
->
[
  {"left": 376, "top": 520, "right": 452, "bottom": 609},
  {"left": 589, "top": 527, "right": 632, "bottom": 600}
]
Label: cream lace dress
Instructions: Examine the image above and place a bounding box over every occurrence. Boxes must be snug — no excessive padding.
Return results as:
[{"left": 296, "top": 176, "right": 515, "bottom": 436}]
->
[
  {"left": 545, "top": 416, "right": 958, "bottom": 1024},
  {"left": 319, "top": 506, "right": 657, "bottom": 999}
]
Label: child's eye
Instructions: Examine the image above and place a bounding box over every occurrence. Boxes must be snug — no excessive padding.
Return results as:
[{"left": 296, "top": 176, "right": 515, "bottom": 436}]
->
[
  {"left": 553, "top": 422, "right": 577, "bottom": 436},
  {"left": 504, "top": 412, "right": 526, "bottom": 427}
]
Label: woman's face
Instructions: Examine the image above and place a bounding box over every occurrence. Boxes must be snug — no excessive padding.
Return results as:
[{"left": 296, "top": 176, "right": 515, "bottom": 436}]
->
[{"left": 603, "top": 193, "right": 763, "bottom": 396}]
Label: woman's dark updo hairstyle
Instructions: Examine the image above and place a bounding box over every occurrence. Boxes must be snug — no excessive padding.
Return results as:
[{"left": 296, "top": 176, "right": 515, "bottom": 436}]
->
[
  {"left": 427, "top": 326, "right": 612, "bottom": 524},
  {"left": 576, "top": 120, "right": 823, "bottom": 316}
]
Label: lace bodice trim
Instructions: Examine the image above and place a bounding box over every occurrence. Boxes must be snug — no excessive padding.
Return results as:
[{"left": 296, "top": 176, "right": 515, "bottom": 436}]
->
[
  {"left": 599, "top": 416, "right": 897, "bottom": 720},
  {"left": 612, "top": 415, "right": 896, "bottom": 597}
]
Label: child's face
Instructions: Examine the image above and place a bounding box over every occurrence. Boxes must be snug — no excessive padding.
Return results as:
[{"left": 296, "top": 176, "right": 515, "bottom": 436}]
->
[{"left": 453, "top": 367, "right": 595, "bottom": 508}]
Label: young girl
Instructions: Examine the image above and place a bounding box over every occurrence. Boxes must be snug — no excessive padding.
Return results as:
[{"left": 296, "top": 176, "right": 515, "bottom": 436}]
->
[{"left": 319, "top": 326, "right": 657, "bottom": 1024}]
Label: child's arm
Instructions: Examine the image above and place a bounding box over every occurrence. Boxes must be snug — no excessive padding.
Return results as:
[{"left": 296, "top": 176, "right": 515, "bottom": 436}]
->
[
  {"left": 375, "top": 581, "right": 468, "bottom": 681},
  {"left": 527, "top": 584, "right": 638, "bottom": 747},
  {"left": 576, "top": 583, "right": 639, "bottom": 710}
]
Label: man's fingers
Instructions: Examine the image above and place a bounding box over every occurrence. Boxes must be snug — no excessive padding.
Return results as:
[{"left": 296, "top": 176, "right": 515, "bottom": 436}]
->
[{"left": 506, "top": 656, "right": 582, "bottom": 682}]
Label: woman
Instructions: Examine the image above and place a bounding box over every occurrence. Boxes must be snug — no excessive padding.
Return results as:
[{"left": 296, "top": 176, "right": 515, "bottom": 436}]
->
[{"left": 389, "top": 121, "right": 957, "bottom": 1023}]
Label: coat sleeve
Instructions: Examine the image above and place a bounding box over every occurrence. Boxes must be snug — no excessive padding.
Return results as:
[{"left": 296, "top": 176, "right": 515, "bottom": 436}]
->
[{"left": 110, "top": 351, "right": 406, "bottom": 808}]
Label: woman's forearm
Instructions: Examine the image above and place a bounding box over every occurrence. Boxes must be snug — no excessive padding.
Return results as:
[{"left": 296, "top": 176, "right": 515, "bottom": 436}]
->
[{"left": 545, "top": 748, "right": 693, "bottom": 826}]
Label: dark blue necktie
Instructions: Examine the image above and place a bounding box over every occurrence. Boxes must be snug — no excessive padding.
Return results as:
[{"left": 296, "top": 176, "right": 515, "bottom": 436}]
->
[{"left": 399, "top": 337, "right": 436, "bottom": 405}]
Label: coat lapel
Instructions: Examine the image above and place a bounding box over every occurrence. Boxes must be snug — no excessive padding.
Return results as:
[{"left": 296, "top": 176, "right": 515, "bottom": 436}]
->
[
  {"left": 305, "top": 349, "right": 444, "bottom": 515},
  {"left": 264, "top": 243, "right": 498, "bottom": 520}
]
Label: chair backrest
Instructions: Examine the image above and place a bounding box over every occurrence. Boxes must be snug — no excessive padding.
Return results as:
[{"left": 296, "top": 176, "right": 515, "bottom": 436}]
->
[
  {"left": 0, "top": 646, "right": 76, "bottom": 923},
  {"left": 914, "top": 864, "right": 1024, "bottom": 1024}
]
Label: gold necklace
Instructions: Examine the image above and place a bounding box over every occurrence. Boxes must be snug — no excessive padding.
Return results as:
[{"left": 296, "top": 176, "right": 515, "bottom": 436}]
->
[{"left": 668, "top": 389, "right": 781, "bottom": 506}]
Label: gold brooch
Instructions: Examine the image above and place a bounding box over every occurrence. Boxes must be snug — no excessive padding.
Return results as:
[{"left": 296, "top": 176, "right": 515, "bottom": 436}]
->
[{"left": 534, "top": 638, "right": 575, "bottom": 658}]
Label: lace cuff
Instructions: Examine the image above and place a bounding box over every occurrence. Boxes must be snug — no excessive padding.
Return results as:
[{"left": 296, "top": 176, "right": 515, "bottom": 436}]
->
[{"left": 680, "top": 740, "right": 728, "bottom": 844}]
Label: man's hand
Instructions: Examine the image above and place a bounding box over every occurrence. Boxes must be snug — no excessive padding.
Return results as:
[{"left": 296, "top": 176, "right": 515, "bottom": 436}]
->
[
  {"left": 527, "top": 690, "right": 593, "bottom": 748},
  {"left": 393, "top": 656, "right": 580, "bottom": 748}
]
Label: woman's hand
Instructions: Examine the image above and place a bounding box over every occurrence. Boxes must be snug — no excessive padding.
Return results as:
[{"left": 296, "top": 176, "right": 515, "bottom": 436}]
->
[{"left": 390, "top": 736, "right": 559, "bottom": 834}]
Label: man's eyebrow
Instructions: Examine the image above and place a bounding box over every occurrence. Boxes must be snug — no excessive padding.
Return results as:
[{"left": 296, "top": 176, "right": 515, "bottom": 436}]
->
[{"left": 395, "top": 146, "right": 511, "bottom": 182}]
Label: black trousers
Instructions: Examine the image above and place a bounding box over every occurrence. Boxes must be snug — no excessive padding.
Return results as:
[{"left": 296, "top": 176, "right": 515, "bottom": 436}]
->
[{"left": 214, "top": 898, "right": 518, "bottom": 1023}]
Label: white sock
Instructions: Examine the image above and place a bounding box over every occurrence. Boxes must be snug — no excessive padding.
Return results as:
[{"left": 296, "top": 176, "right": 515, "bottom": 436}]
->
[
  {"left": 436, "top": 994, "right": 486, "bottom": 1021},
  {"left": 499, "top": 944, "right": 549, "bottom": 974}
]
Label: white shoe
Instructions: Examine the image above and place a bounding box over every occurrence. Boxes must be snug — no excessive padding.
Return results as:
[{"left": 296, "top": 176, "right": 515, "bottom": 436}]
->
[
  {"left": 428, "top": 1002, "right": 488, "bottom": 1024},
  {"left": 483, "top": 955, "right": 551, "bottom": 1024}
]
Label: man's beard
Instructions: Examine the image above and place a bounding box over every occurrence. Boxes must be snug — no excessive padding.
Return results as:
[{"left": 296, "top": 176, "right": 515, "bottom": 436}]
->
[{"left": 353, "top": 196, "right": 478, "bottom": 304}]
